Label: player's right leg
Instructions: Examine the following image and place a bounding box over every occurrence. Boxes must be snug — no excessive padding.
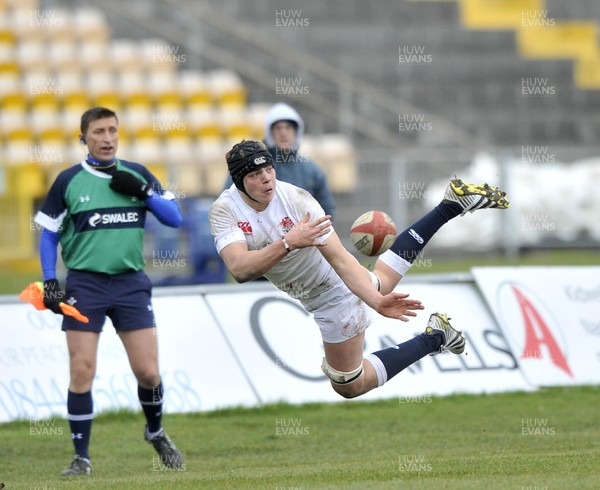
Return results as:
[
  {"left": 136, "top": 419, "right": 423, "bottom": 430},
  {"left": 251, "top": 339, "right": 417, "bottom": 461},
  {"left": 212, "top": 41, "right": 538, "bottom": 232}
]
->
[
  {"left": 365, "top": 313, "right": 465, "bottom": 391},
  {"left": 322, "top": 313, "right": 466, "bottom": 398},
  {"left": 61, "top": 330, "right": 99, "bottom": 476},
  {"left": 372, "top": 177, "right": 509, "bottom": 294}
]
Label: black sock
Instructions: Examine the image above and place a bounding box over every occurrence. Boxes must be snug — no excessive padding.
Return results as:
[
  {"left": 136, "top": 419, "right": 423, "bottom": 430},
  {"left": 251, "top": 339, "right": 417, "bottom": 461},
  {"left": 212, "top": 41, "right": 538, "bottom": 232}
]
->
[
  {"left": 367, "top": 334, "right": 442, "bottom": 386},
  {"left": 67, "top": 390, "right": 93, "bottom": 460},
  {"left": 390, "top": 201, "right": 462, "bottom": 263},
  {"left": 139, "top": 382, "right": 164, "bottom": 435}
]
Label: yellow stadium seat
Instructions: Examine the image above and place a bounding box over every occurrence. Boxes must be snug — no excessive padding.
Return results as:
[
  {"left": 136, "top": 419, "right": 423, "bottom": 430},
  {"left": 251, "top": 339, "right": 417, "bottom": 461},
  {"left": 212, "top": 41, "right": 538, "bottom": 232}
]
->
[
  {"left": 0, "top": 26, "right": 14, "bottom": 42},
  {"left": 116, "top": 67, "right": 147, "bottom": 100},
  {"left": 26, "top": 69, "right": 64, "bottom": 109},
  {"left": 0, "top": 40, "right": 15, "bottom": 64},
  {"left": 460, "top": 0, "right": 544, "bottom": 30},
  {"left": 178, "top": 70, "right": 212, "bottom": 108},
  {"left": 297, "top": 135, "right": 319, "bottom": 161},
  {"left": 79, "top": 39, "right": 108, "bottom": 69},
  {"left": 84, "top": 66, "right": 115, "bottom": 99},
  {"left": 23, "top": 9, "right": 74, "bottom": 43},
  {"left": 0, "top": 106, "right": 27, "bottom": 133},
  {"left": 317, "top": 134, "right": 358, "bottom": 193},
  {"left": 0, "top": 70, "right": 20, "bottom": 100},
  {"left": 37, "top": 127, "right": 64, "bottom": 144},
  {"left": 93, "top": 93, "right": 121, "bottom": 113},
  {"left": 6, "top": 0, "right": 38, "bottom": 10},
  {"left": 0, "top": 192, "right": 38, "bottom": 260},
  {"left": 197, "top": 140, "right": 228, "bottom": 195},
  {"left": 145, "top": 164, "right": 169, "bottom": 188},
  {"left": 73, "top": 7, "right": 110, "bottom": 43},
  {"left": 110, "top": 39, "right": 144, "bottom": 71},
  {"left": 5, "top": 128, "right": 34, "bottom": 165},
  {"left": 30, "top": 105, "right": 60, "bottom": 137},
  {"left": 129, "top": 132, "right": 164, "bottom": 166},
  {"left": 171, "top": 162, "right": 204, "bottom": 197},
  {"left": 164, "top": 135, "right": 194, "bottom": 165},
  {"left": 15, "top": 38, "right": 49, "bottom": 70},
  {"left": 48, "top": 38, "right": 80, "bottom": 70},
  {"left": 187, "top": 106, "right": 221, "bottom": 141},
  {"left": 9, "top": 8, "right": 45, "bottom": 42},
  {"left": 517, "top": 21, "right": 599, "bottom": 60},
  {"left": 121, "top": 103, "right": 154, "bottom": 135},
  {"left": 0, "top": 58, "right": 19, "bottom": 73},
  {"left": 0, "top": 90, "right": 27, "bottom": 111},
  {"left": 148, "top": 68, "right": 179, "bottom": 102},
  {"left": 574, "top": 57, "right": 600, "bottom": 89},
  {"left": 31, "top": 132, "right": 66, "bottom": 170},
  {"left": 56, "top": 67, "right": 85, "bottom": 95},
  {"left": 153, "top": 104, "right": 188, "bottom": 139},
  {"left": 65, "top": 139, "right": 87, "bottom": 164},
  {"left": 217, "top": 107, "right": 253, "bottom": 141},
  {"left": 246, "top": 103, "right": 271, "bottom": 140},
  {"left": 139, "top": 38, "right": 180, "bottom": 71},
  {"left": 208, "top": 69, "right": 247, "bottom": 107},
  {"left": 44, "top": 10, "right": 76, "bottom": 43}
]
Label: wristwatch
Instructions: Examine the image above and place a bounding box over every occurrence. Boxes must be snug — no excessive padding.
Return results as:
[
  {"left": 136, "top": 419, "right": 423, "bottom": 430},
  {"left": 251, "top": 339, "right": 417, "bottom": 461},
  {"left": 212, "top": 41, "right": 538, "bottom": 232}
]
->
[{"left": 281, "top": 237, "right": 291, "bottom": 253}]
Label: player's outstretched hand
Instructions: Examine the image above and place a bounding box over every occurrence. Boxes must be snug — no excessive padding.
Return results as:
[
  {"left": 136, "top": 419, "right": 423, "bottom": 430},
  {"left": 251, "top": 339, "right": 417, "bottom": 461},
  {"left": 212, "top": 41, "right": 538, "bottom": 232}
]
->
[
  {"left": 284, "top": 213, "right": 332, "bottom": 250},
  {"left": 375, "top": 292, "right": 424, "bottom": 322}
]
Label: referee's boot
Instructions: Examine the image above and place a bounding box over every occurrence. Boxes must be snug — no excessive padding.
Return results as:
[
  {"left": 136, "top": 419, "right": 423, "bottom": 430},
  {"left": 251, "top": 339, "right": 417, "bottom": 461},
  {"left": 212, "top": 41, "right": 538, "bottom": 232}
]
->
[
  {"left": 60, "top": 454, "right": 92, "bottom": 476},
  {"left": 425, "top": 313, "right": 466, "bottom": 355},
  {"left": 443, "top": 178, "right": 509, "bottom": 216},
  {"left": 145, "top": 426, "right": 185, "bottom": 469}
]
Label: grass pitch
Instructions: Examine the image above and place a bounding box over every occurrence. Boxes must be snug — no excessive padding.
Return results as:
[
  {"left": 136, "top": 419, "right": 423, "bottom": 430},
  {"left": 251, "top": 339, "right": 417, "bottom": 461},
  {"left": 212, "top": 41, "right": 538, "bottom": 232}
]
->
[{"left": 1, "top": 386, "right": 599, "bottom": 489}]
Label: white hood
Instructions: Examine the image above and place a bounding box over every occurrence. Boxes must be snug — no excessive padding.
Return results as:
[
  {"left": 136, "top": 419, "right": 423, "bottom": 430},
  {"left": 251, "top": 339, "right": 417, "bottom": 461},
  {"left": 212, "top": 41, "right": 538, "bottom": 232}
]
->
[{"left": 263, "top": 102, "right": 305, "bottom": 148}]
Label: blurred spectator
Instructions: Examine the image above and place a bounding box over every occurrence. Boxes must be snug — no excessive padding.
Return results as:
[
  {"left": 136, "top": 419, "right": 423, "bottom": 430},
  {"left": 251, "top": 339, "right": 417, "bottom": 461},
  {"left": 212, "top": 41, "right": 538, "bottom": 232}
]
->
[{"left": 224, "top": 102, "right": 336, "bottom": 219}]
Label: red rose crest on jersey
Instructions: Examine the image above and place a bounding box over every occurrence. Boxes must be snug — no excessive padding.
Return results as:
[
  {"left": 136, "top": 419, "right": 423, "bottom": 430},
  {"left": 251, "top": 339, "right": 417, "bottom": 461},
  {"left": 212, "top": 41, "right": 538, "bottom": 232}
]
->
[
  {"left": 281, "top": 216, "right": 294, "bottom": 233},
  {"left": 238, "top": 221, "right": 253, "bottom": 234}
]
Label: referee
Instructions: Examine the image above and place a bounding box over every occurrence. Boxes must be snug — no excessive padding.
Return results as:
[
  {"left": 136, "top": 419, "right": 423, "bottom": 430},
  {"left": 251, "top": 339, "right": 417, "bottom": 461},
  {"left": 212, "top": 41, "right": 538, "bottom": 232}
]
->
[{"left": 34, "top": 107, "right": 184, "bottom": 476}]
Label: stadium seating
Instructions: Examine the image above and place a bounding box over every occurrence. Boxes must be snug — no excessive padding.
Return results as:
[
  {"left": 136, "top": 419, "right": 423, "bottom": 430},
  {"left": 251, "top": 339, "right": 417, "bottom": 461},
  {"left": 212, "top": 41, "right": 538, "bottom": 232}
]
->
[
  {"left": 459, "top": 0, "right": 600, "bottom": 89},
  {"left": 0, "top": 0, "right": 360, "bottom": 268},
  {"left": 460, "top": 0, "right": 544, "bottom": 29}
]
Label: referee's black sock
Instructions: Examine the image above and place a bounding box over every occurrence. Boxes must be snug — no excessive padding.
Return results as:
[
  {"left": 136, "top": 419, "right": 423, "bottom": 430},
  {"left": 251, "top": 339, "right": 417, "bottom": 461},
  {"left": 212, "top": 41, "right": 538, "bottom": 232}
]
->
[
  {"left": 366, "top": 334, "right": 442, "bottom": 386},
  {"left": 390, "top": 201, "right": 462, "bottom": 263},
  {"left": 67, "top": 390, "right": 93, "bottom": 460},
  {"left": 139, "top": 381, "right": 164, "bottom": 435}
]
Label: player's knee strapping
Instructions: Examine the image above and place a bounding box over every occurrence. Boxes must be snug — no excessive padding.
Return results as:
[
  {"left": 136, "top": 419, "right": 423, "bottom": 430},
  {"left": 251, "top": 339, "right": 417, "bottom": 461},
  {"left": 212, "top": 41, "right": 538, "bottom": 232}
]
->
[{"left": 321, "top": 357, "right": 364, "bottom": 385}]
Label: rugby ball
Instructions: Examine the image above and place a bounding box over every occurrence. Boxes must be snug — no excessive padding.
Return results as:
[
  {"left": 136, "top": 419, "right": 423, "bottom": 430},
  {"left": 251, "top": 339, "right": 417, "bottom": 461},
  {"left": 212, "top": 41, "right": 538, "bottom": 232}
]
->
[{"left": 350, "top": 210, "right": 397, "bottom": 256}]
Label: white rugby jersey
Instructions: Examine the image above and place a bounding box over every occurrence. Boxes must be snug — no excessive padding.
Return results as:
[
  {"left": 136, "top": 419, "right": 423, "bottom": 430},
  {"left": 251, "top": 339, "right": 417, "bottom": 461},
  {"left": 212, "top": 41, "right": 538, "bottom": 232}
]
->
[{"left": 210, "top": 181, "right": 341, "bottom": 301}]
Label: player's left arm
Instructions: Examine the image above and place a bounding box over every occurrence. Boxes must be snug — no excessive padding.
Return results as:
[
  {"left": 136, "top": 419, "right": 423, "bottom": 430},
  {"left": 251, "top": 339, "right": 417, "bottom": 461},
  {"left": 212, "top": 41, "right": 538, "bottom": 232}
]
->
[{"left": 319, "top": 232, "right": 423, "bottom": 321}]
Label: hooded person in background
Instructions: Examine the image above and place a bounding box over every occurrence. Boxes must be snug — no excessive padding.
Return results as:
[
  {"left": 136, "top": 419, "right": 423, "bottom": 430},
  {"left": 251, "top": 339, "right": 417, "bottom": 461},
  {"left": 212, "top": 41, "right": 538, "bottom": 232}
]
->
[{"left": 224, "top": 102, "right": 336, "bottom": 219}]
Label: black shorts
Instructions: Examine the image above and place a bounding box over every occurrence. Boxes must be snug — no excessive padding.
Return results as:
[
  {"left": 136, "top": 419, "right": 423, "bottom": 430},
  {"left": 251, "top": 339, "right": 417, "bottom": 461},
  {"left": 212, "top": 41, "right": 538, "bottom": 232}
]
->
[{"left": 62, "top": 269, "right": 156, "bottom": 332}]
